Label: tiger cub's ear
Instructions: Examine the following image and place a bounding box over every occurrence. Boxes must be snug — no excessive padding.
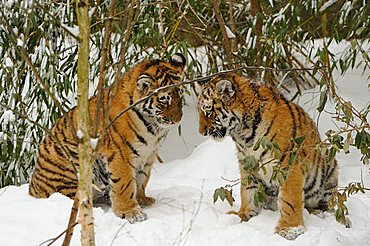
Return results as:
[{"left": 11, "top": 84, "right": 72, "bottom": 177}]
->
[
  {"left": 137, "top": 74, "right": 152, "bottom": 93},
  {"left": 216, "top": 79, "right": 235, "bottom": 100},
  {"left": 169, "top": 53, "right": 186, "bottom": 69}
]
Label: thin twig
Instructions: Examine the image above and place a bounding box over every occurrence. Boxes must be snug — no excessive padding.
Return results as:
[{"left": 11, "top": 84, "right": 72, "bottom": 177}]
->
[
  {"left": 92, "top": 0, "right": 117, "bottom": 138},
  {"left": 103, "top": 0, "right": 137, "bottom": 134},
  {"left": 212, "top": 0, "right": 233, "bottom": 69},
  {"left": 39, "top": 222, "right": 79, "bottom": 246}
]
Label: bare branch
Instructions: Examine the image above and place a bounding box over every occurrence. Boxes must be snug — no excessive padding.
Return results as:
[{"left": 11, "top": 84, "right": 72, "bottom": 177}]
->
[
  {"left": 92, "top": 0, "right": 117, "bottom": 138},
  {"left": 39, "top": 222, "right": 79, "bottom": 246},
  {"left": 212, "top": 0, "right": 233, "bottom": 69},
  {"left": 107, "top": 65, "right": 325, "bottom": 129}
]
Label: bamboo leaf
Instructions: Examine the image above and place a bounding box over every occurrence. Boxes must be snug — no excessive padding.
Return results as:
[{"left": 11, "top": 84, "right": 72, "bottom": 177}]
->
[{"left": 317, "top": 91, "right": 328, "bottom": 113}]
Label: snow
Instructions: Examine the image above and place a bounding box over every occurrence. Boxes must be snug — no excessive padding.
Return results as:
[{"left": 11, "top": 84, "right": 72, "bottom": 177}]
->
[
  {"left": 0, "top": 110, "right": 15, "bottom": 124},
  {"left": 90, "top": 138, "right": 99, "bottom": 149},
  {"left": 16, "top": 38, "right": 24, "bottom": 47},
  {"left": 5, "top": 57, "right": 13, "bottom": 68},
  {"left": 225, "top": 26, "right": 236, "bottom": 39},
  {"left": 0, "top": 133, "right": 370, "bottom": 245},
  {"left": 61, "top": 24, "right": 80, "bottom": 38},
  {"left": 77, "top": 130, "right": 83, "bottom": 139},
  {"left": 89, "top": 7, "right": 96, "bottom": 19},
  {"left": 319, "top": 0, "right": 339, "bottom": 12}
]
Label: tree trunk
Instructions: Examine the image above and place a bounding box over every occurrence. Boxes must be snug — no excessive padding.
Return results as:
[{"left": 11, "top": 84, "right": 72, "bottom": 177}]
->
[{"left": 76, "top": 0, "right": 95, "bottom": 245}]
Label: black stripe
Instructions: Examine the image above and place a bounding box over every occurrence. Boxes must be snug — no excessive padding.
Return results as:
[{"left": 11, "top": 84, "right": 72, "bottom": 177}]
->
[
  {"left": 246, "top": 186, "right": 258, "bottom": 190},
  {"left": 38, "top": 154, "right": 77, "bottom": 178},
  {"left": 111, "top": 124, "right": 139, "bottom": 157},
  {"left": 281, "top": 198, "right": 296, "bottom": 213},
  {"left": 54, "top": 144, "right": 67, "bottom": 159},
  {"left": 128, "top": 121, "right": 147, "bottom": 145},
  {"left": 132, "top": 108, "right": 155, "bottom": 135},
  {"left": 107, "top": 152, "right": 116, "bottom": 162},
  {"left": 138, "top": 170, "right": 148, "bottom": 178},
  {"left": 260, "top": 149, "right": 269, "bottom": 160},
  {"left": 30, "top": 176, "right": 50, "bottom": 195},
  {"left": 305, "top": 187, "right": 321, "bottom": 200},
  {"left": 264, "top": 114, "right": 277, "bottom": 137},
  {"left": 120, "top": 180, "right": 132, "bottom": 195},
  {"left": 268, "top": 86, "right": 280, "bottom": 103},
  {"left": 32, "top": 173, "right": 56, "bottom": 191},
  {"left": 105, "top": 129, "right": 127, "bottom": 164},
  {"left": 249, "top": 83, "right": 262, "bottom": 100},
  {"left": 244, "top": 109, "right": 262, "bottom": 144},
  {"left": 35, "top": 162, "right": 77, "bottom": 182},
  {"left": 56, "top": 184, "right": 78, "bottom": 193},
  {"left": 293, "top": 104, "right": 303, "bottom": 131},
  {"left": 43, "top": 145, "right": 51, "bottom": 155},
  {"left": 304, "top": 162, "right": 320, "bottom": 193},
  {"left": 326, "top": 160, "right": 337, "bottom": 180},
  {"left": 125, "top": 140, "right": 139, "bottom": 156},
  {"left": 281, "top": 207, "right": 292, "bottom": 216},
  {"left": 110, "top": 176, "right": 120, "bottom": 183},
  {"left": 58, "top": 118, "right": 78, "bottom": 147},
  {"left": 282, "top": 97, "right": 297, "bottom": 139}
]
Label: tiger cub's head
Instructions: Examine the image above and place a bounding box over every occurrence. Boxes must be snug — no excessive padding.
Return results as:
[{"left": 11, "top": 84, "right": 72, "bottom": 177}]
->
[
  {"left": 196, "top": 74, "right": 243, "bottom": 141},
  {"left": 131, "top": 53, "right": 186, "bottom": 127}
]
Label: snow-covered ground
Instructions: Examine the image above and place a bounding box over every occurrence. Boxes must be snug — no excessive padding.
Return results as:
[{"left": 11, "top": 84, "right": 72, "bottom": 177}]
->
[{"left": 1, "top": 42, "right": 369, "bottom": 245}]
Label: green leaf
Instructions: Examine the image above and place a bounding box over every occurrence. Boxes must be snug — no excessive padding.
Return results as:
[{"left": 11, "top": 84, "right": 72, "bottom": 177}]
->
[
  {"left": 293, "top": 135, "right": 305, "bottom": 145},
  {"left": 261, "top": 165, "right": 267, "bottom": 176},
  {"left": 220, "top": 188, "right": 226, "bottom": 201},
  {"left": 288, "top": 152, "right": 298, "bottom": 165},
  {"left": 243, "top": 155, "right": 257, "bottom": 171},
  {"left": 317, "top": 91, "right": 327, "bottom": 113},
  {"left": 327, "top": 147, "right": 337, "bottom": 163},
  {"left": 213, "top": 189, "right": 220, "bottom": 203},
  {"left": 253, "top": 138, "right": 261, "bottom": 151}
]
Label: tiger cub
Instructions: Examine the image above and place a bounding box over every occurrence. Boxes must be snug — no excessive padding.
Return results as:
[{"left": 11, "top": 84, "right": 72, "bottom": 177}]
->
[
  {"left": 29, "top": 53, "right": 186, "bottom": 223},
  {"left": 196, "top": 73, "right": 346, "bottom": 240}
]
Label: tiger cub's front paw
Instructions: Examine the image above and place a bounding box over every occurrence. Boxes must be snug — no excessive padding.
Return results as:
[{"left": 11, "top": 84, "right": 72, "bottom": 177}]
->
[
  {"left": 275, "top": 225, "right": 305, "bottom": 240},
  {"left": 137, "top": 196, "right": 156, "bottom": 208},
  {"left": 123, "top": 207, "right": 148, "bottom": 224},
  {"left": 227, "top": 209, "right": 258, "bottom": 222},
  {"left": 113, "top": 206, "right": 148, "bottom": 223}
]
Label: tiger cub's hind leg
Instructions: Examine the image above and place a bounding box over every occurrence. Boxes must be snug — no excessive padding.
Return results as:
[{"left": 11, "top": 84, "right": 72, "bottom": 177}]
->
[{"left": 92, "top": 155, "right": 112, "bottom": 206}]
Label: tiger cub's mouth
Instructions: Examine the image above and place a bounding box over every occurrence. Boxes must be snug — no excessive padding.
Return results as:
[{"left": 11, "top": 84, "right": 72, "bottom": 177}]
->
[
  {"left": 207, "top": 127, "right": 227, "bottom": 140},
  {"left": 157, "top": 117, "right": 180, "bottom": 128}
]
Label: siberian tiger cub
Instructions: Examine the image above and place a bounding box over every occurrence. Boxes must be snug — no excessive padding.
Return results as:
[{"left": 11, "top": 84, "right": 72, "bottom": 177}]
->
[
  {"left": 196, "top": 73, "right": 347, "bottom": 240},
  {"left": 29, "top": 53, "right": 186, "bottom": 223}
]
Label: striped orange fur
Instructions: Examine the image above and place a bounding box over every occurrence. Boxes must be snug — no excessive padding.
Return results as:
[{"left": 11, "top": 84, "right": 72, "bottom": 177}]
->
[
  {"left": 196, "top": 73, "right": 345, "bottom": 240},
  {"left": 29, "top": 53, "right": 186, "bottom": 223}
]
